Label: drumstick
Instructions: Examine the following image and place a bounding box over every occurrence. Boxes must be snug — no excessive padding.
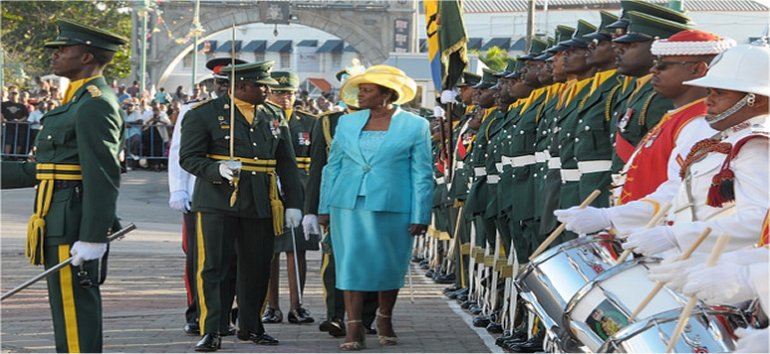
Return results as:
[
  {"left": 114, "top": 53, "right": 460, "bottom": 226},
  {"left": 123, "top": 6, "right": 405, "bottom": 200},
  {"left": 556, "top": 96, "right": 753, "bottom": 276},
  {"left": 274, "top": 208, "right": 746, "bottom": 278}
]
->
[
  {"left": 628, "top": 227, "right": 712, "bottom": 322},
  {"left": 665, "top": 234, "right": 730, "bottom": 353},
  {"left": 529, "top": 189, "right": 601, "bottom": 260},
  {"left": 616, "top": 203, "right": 673, "bottom": 264}
]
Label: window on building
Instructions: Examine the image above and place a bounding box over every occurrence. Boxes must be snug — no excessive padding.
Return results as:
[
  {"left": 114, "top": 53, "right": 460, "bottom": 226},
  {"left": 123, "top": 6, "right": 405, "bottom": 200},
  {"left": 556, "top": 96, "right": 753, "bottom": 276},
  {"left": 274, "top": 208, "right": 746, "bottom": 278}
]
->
[
  {"left": 254, "top": 52, "right": 265, "bottom": 61},
  {"left": 332, "top": 52, "right": 342, "bottom": 68},
  {"left": 280, "top": 52, "right": 291, "bottom": 68}
]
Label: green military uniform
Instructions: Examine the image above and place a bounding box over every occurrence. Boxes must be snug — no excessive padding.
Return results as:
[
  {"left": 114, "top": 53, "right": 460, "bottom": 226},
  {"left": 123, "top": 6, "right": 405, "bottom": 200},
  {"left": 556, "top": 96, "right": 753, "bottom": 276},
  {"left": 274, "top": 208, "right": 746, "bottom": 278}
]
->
[
  {"left": 179, "top": 62, "right": 303, "bottom": 339},
  {"left": 610, "top": 8, "right": 691, "bottom": 175},
  {"left": 1, "top": 20, "right": 126, "bottom": 353}
]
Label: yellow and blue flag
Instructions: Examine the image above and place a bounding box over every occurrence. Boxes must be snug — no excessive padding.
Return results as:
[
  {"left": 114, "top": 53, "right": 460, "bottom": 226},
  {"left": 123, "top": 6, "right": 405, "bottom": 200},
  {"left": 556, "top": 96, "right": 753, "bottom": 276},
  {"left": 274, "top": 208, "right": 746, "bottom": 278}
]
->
[{"left": 425, "top": 0, "right": 468, "bottom": 90}]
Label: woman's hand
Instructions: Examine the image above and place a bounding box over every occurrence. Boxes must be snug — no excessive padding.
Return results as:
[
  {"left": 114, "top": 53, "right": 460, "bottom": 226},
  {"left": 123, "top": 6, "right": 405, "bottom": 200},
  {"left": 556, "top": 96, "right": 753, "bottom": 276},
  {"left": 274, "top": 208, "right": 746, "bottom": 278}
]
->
[
  {"left": 409, "top": 224, "right": 428, "bottom": 236},
  {"left": 318, "top": 214, "right": 330, "bottom": 227}
]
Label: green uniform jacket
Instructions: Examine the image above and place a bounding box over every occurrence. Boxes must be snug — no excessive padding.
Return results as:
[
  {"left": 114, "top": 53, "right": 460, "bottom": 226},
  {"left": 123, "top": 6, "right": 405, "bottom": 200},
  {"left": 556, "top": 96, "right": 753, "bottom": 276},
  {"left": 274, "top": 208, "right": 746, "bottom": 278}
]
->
[
  {"left": 574, "top": 72, "right": 622, "bottom": 206},
  {"left": 179, "top": 95, "right": 302, "bottom": 218},
  {"left": 533, "top": 86, "right": 561, "bottom": 220},
  {"left": 493, "top": 104, "right": 521, "bottom": 218},
  {"left": 305, "top": 111, "right": 343, "bottom": 215},
  {"left": 464, "top": 109, "right": 501, "bottom": 216},
  {"left": 610, "top": 78, "right": 673, "bottom": 172},
  {"left": 2, "top": 77, "right": 123, "bottom": 245},
  {"left": 558, "top": 80, "right": 594, "bottom": 208},
  {"left": 447, "top": 107, "right": 477, "bottom": 203},
  {"left": 483, "top": 107, "right": 510, "bottom": 219}
]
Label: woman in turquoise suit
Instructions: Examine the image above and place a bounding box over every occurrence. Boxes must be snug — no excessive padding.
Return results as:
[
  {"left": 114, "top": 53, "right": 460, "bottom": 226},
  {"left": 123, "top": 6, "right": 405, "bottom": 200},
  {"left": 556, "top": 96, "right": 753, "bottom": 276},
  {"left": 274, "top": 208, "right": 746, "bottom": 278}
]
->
[{"left": 318, "top": 65, "right": 433, "bottom": 350}]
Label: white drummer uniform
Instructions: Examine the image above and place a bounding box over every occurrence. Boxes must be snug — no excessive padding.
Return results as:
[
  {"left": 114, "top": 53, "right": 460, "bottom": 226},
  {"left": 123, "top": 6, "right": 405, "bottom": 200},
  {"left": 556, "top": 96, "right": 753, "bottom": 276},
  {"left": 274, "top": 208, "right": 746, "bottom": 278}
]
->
[{"left": 666, "top": 115, "right": 768, "bottom": 254}]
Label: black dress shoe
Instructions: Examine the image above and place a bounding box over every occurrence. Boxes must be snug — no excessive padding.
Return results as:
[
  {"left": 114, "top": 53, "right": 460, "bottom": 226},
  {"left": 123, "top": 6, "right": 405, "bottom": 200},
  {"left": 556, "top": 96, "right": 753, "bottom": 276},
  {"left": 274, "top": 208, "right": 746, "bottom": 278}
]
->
[
  {"left": 443, "top": 285, "right": 461, "bottom": 294},
  {"left": 261, "top": 308, "right": 283, "bottom": 324},
  {"left": 410, "top": 256, "right": 423, "bottom": 263},
  {"left": 319, "top": 319, "right": 346, "bottom": 337},
  {"left": 237, "top": 331, "right": 280, "bottom": 345},
  {"left": 194, "top": 333, "right": 221, "bottom": 352},
  {"left": 424, "top": 269, "right": 435, "bottom": 278},
  {"left": 460, "top": 300, "right": 475, "bottom": 309},
  {"left": 184, "top": 322, "right": 200, "bottom": 336},
  {"left": 288, "top": 308, "right": 315, "bottom": 324},
  {"left": 486, "top": 322, "right": 504, "bottom": 334},
  {"left": 446, "top": 288, "right": 467, "bottom": 299},
  {"left": 496, "top": 328, "right": 528, "bottom": 346},
  {"left": 223, "top": 326, "right": 236, "bottom": 336},
  {"left": 469, "top": 305, "right": 483, "bottom": 315},
  {"left": 435, "top": 273, "right": 456, "bottom": 284},
  {"left": 472, "top": 315, "right": 490, "bottom": 328},
  {"left": 506, "top": 336, "right": 544, "bottom": 353}
]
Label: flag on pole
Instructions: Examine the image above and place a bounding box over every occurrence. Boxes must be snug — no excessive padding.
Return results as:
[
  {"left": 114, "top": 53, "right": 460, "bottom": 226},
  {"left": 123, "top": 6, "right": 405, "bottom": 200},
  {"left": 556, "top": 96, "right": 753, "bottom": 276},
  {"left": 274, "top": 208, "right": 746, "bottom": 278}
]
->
[{"left": 425, "top": 0, "right": 469, "bottom": 90}]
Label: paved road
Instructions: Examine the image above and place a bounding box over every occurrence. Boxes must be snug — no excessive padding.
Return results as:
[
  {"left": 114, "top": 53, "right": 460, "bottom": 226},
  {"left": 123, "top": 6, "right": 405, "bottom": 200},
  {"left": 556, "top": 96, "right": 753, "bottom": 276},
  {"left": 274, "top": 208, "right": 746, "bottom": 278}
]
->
[{"left": 1, "top": 171, "right": 499, "bottom": 353}]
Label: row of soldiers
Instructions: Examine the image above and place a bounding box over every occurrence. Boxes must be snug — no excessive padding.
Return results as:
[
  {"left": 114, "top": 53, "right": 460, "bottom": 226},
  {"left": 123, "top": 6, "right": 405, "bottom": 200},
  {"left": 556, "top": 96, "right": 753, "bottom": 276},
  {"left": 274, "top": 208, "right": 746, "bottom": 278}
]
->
[{"left": 417, "top": 1, "right": 768, "bottom": 352}]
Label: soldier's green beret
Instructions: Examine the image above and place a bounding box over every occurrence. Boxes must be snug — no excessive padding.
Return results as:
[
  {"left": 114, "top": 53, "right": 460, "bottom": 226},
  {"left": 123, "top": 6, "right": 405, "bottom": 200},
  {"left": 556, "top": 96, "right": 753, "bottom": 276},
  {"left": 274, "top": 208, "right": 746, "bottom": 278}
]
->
[
  {"left": 563, "top": 20, "right": 598, "bottom": 48},
  {"left": 269, "top": 71, "right": 299, "bottom": 91},
  {"left": 457, "top": 72, "right": 482, "bottom": 87},
  {"left": 219, "top": 61, "right": 279, "bottom": 86},
  {"left": 546, "top": 25, "right": 576, "bottom": 54},
  {"left": 519, "top": 37, "right": 549, "bottom": 61},
  {"left": 44, "top": 19, "right": 128, "bottom": 52},
  {"left": 585, "top": 11, "right": 620, "bottom": 42},
  {"left": 472, "top": 69, "right": 499, "bottom": 90},
  {"left": 614, "top": 11, "right": 692, "bottom": 43}
]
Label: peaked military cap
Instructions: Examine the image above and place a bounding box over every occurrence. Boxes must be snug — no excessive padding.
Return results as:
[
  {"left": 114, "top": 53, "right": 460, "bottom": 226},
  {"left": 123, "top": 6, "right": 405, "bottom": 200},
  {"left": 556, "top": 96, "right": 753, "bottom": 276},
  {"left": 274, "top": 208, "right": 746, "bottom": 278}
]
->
[
  {"left": 44, "top": 19, "right": 128, "bottom": 52},
  {"left": 504, "top": 58, "right": 526, "bottom": 79},
  {"left": 206, "top": 57, "right": 247, "bottom": 79},
  {"left": 545, "top": 25, "right": 576, "bottom": 54},
  {"left": 519, "top": 37, "right": 549, "bottom": 60},
  {"left": 269, "top": 71, "right": 300, "bottom": 91},
  {"left": 473, "top": 68, "right": 499, "bottom": 89},
  {"left": 219, "top": 60, "right": 279, "bottom": 86},
  {"left": 495, "top": 58, "right": 520, "bottom": 77},
  {"left": 562, "top": 20, "right": 598, "bottom": 48},
  {"left": 585, "top": 11, "right": 620, "bottom": 42},
  {"left": 614, "top": 11, "right": 692, "bottom": 43},
  {"left": 457, "top": 72, "right": 482, "bottom": 87}
]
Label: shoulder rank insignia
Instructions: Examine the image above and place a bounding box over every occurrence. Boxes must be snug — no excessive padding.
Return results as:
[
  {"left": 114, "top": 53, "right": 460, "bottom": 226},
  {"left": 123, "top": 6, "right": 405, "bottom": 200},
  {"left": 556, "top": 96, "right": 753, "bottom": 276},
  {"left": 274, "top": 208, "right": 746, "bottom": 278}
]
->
[
  {"left": 191, "top": 98, "right": 212, "bottom": 110},
  {"left": 87, "top": 85, "right": 102, "bottom": 98}
]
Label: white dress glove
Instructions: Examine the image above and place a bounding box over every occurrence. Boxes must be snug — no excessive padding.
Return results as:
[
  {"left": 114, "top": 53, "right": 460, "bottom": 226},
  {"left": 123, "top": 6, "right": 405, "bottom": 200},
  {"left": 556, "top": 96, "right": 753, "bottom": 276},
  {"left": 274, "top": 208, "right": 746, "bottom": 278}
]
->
[
  {"left": 440, "top": 90, "right": 458, "bottom": 104},
  {"left": 70, "top": 241, "right": 107, "bottom": 266},
  {"left": 218, "top": 162, "right": 234, "bottom": 181},
  {"left": 646, "top": 253, "right": 708, "bottom": 292},
  {"left": 302, "top": 214, "right": 321, "bottom": 239},
  {"left": 285, "top": 208, "right": 302, "bottom": 229},
  {"left": 553, "top": 206, "right": 611, "bottom": 235},
  {"left": 168, "top": 190, "right": 190, "bottom": 212},
  {"left": 682, "top": 262, "right": 754, "bottom": 304},
  {"left": 734, "top": 327, "right": 769, "bottom": 353},
  {"left": 433, "top": 105, "right": 446, "bottom": 118},
  {"left": 622, "top": 226, "right": 677, "bottom": 256}
]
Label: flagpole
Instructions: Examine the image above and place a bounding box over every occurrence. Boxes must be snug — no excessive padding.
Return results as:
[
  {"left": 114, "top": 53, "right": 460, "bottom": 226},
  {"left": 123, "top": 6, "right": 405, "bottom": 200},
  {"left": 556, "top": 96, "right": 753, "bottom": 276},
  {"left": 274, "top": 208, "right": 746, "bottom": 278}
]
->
[{"left": 191, "top": 0, "right": 201, "bottom": 90}]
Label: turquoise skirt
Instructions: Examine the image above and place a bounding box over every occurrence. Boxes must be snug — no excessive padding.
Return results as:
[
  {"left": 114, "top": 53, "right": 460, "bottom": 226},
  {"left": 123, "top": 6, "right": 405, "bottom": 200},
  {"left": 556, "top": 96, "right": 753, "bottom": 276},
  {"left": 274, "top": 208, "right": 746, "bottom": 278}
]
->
[{"left": 330, "top": 196, "right": 413, "bottom": 291}]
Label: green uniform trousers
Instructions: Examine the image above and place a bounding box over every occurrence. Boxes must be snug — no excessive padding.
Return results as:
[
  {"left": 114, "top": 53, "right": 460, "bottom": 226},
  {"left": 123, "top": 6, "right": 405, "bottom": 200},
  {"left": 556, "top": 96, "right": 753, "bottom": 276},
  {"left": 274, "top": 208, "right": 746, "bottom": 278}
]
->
[
  {"left": 45, "top": 244, "right": 102, "bottom": 353},
  {"left": 448, "top": 205, "right": 471, "bottom": 288},
  {"left": 197, "top": 212, "right": 271, "bottom": 335}
]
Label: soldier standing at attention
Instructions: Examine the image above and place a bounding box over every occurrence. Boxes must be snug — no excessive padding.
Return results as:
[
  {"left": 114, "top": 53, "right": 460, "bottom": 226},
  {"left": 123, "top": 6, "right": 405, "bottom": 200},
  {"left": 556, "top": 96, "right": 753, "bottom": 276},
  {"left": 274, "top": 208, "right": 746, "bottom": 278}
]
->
[
  {"left": 179, "top": 61, "right": 303, "bottom": 351},
  {"left": 263, "top": 71, "right": 319, "bottom": 325},
  {"left": 1, "top": 19, "right": 127, "bottom": 353}
]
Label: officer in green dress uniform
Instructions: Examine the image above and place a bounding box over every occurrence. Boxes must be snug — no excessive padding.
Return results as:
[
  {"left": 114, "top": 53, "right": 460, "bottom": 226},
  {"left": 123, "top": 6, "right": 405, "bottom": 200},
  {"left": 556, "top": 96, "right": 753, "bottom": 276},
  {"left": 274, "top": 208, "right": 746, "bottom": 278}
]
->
[
  {"left": 179, "top": 61, "right": 304, "bottom": 351},
  {"left": 1, "top": 19, "right": 126, "bottom": 353},
  {"left": 262, "top": 71, "right": 320, "bottom": 325},
  {"left": 610, "top": 4, "right": 691, "bottom": 181},
  {"left": 573, "top": 11, "right": 622, "bottom": 208}
]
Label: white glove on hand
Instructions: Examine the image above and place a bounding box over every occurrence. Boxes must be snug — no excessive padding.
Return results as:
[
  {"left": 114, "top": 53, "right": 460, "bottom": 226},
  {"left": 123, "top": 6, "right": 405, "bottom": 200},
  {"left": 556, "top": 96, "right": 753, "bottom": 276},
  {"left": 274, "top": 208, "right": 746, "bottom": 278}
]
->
[
  {"left": 647, "top": 253, "right": 708, "bottom": 292},
  {"left": 682, "top": 262, "right": 754, "bottom": 304},
  {"left": 302, "top": 214, "right": 321, "bottom": 239},
  {"left": 70, "top": 241, "right": 107, "bottom": 266},
  {"left": 734, "top": 327, "right": 769, "bottom": 353},
  {"left": 440, "top": 90, "right": 458, "bottom": 104},
  {"left": 168, "top": 190, "right": 190, "bottom": 212},
  {"left": 622, "top": 226, "right": 677, "bottom": 256},
  {"left": 218, "top": 162, "right": 234, "bottom": 181},
  {"left": 433, "top": 105, "right": 446, "bottom": 118},
  {"left": 285, "top": 208, "right": 302, "bottom": 229},
  {"left": 553, "top": 206, "right": 611, "bottom": 235}
]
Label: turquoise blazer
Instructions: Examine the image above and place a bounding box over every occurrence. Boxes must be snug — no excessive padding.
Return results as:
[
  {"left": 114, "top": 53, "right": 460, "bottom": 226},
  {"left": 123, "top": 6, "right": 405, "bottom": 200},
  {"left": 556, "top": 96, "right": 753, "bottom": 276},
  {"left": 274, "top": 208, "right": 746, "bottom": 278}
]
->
[{"left": 319, "top": 108, "right": 433, "bottom": 225}]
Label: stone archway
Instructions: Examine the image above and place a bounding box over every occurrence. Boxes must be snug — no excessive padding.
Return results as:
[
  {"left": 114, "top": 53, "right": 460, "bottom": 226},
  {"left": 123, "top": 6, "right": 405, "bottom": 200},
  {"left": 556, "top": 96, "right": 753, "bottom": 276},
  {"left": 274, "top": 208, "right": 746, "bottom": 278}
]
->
[{"left": 133, "top": 1, "right": 417, "bottom": 86}]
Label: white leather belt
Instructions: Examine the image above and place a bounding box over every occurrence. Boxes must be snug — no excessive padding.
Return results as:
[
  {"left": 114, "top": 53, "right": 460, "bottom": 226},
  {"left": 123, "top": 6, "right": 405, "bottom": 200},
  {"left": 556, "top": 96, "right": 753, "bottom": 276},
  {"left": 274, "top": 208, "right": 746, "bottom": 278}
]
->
[
  {"left": 578, "top": 160, "right": 612, "bottom": 174},
  {"left": 474, "top": 167, "right": 486, "bottom": 176},
  {"left": 535, "top": 151, "right": 548, "bottom": 163},
  {"left": 487, "top": 175, "right": 500, "bottom": 184},
  {"left": 495, "top": 163, "right": 504, "bottom": 173},
  {"left": 435, "top": 176, "right": 446, "bottom": 185},
  {"left": 560, "top": 168, "right": 581, "bottom": 182},
  {"left": 456, "top": 161, "right": 465, "bottom": 169},
  {"left": 501, "top": 156, "right": 513, "bottom": 166},
  {"left": 548, "top": 157, "right": 561, "bottom": 169},
  {"left": 512, "top": 155, "right": 536, "bottom": 167}
]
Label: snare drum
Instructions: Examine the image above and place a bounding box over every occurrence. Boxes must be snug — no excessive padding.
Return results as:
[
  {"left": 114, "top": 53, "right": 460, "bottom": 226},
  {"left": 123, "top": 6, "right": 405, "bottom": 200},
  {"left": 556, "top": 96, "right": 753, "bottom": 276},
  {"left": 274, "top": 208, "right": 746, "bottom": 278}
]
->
[
  {"left": 599, "top": 307, "right": 738, "bottom": 353},
  {"left": 564, "top": 258, "right": 685, "bottom": 351},
  {"left": 516, "top": 234, "right": 624, "bottom": 338}
]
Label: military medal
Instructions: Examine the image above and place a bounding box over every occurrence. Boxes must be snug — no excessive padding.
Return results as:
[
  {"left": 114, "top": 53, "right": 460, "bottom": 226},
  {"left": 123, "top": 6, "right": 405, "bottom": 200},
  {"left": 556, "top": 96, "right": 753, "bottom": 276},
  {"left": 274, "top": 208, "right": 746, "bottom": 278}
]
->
[
  {"left": 298, "top": 132, "right": 310, "bottom": 146},
  {"left": 618, "top": 108, "right": 634, "bottom": 132},
  {"left": 270, "top": 118, "right": 281, "bottom": 138}
]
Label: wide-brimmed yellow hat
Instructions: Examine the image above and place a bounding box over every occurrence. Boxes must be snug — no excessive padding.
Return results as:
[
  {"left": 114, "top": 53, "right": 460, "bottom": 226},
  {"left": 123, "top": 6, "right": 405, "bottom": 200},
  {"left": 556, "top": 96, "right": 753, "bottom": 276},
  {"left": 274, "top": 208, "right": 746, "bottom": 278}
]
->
[{"left": 339, "top": 65, "right": 417, "bottom": 107}]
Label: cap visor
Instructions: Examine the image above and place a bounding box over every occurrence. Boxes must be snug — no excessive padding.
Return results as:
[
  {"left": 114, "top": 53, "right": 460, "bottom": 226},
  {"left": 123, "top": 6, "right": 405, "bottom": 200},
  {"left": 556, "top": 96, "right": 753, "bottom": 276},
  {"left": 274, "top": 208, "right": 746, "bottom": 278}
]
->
[
  {"left": 563, "top": 38, "right": 590, "bottom": 48},
  {"left": 44, "top": 40, "right": 77, "bottom": 48},
  {"left": 613, "top": 33, "right": 652, "bottom": 43}
]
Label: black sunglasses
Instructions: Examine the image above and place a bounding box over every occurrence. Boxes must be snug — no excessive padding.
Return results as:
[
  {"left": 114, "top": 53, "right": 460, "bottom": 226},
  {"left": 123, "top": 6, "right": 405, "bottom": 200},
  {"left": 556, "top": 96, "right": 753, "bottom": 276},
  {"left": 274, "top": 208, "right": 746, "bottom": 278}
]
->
[{"left": 653, "top": 59, "right": 704, "bottom": 71}]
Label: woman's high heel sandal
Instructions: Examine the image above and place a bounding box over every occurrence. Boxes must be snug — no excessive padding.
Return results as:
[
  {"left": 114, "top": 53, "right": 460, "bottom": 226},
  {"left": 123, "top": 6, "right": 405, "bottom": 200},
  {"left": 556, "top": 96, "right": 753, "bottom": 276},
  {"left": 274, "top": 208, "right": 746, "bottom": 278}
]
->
[
  {"left": 340, "top": 320, "right": 366, "bottom": 351},
  {"left": 376, "top": 312, "right": 398, "bottom": 346}
]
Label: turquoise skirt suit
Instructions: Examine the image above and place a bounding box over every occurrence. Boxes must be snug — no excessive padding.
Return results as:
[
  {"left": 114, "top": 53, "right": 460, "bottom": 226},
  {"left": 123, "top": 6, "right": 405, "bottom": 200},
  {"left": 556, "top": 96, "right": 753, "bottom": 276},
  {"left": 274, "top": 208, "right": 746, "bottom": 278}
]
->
[{"left": 319, "top": 108, "right": 433, "bottom": 291}]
